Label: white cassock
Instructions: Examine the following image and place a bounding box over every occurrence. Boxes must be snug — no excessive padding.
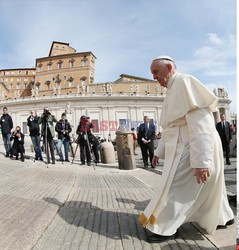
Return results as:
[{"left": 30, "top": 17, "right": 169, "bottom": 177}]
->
[{"left": 139, "top": 72, "right": 234, "bottom": 235}]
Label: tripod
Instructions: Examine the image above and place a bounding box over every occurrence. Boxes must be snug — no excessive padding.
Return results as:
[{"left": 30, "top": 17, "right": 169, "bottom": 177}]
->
[
  {"left": 44, "top": 119, "right": 49, "bottom": 168},
  {"left": 71, "top": 141, "right": 79, "bottom": 165},
  {"left": 71, "top": 129, "right": 97, "bottom": 169}
]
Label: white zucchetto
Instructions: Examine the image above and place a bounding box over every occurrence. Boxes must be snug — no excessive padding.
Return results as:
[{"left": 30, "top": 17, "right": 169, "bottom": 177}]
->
[{"left": 153, "top": 55, "right": 175, "bottom": 63}]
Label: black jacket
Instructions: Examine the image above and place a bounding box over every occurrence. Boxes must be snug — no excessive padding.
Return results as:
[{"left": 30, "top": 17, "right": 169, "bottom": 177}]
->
[
  {"left": 0, "top": 114, "right": 13, "bottom": 135},
  {"left": 10, "top": 131, "right": 25, "bottom": 154},
  {"left": 137, "top": 122, "right": 156, "bottom": 146},
  {"left": 216, "top": 121, "right": 232, "bottom": 143},
  {"left": 76, "top": 122, "right": 95, "bottom": 143},
  {"left": 27, "top": 116, "right": 40, "bottom": 136},
  {"left": 55, "top": 119, "right": 72, "bottom": 140}
]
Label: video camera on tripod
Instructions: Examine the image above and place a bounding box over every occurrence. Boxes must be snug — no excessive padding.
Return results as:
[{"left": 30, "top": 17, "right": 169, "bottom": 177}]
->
[{"left": 71, "top": 115, "right": 97, "bottom": 166}]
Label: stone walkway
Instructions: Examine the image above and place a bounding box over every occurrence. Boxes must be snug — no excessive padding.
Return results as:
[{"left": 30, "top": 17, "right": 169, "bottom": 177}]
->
[{"left": 0, "top": 143, "right": 236, "bottom": 249}]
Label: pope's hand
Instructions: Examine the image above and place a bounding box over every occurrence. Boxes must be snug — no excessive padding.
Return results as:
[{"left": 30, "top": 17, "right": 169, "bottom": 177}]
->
[
  {"left": 195, "top": 168, "right": 210, "bottom": 184},
  {"left": 152, "top": 155, "right": 159, "bottom": 167}
]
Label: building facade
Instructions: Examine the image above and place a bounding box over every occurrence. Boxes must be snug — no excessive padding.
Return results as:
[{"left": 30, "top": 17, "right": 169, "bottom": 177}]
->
[{"left": 0, "top": 41, "right": 234, "bottom": 141}]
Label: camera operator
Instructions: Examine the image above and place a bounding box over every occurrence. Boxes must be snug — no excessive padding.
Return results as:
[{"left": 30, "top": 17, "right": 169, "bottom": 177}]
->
[
  {"left": 55, "top": 113, "right": 72, "bottom": 162},
  {"left": 76, "top": 116, "right": 96, "bottom": 166},
  {"left": 27, "top": 110, "right": 43, "bottom": 161},
  {"left": 38, "top": 108, "right": 57, "bottom": 164},
  {"left": 10, "top": 126, "right": 25, "bottom": 162}
]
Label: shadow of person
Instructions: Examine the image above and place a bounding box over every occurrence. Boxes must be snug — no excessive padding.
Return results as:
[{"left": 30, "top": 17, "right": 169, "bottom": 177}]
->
[
  {"left": 115, "top": 197, "right": 151, "bottom": 211},
  {"left": 43, "top": 197, "right": 148, "bottom": 241},
  {"left": 43, "top": 197, "right": 207, "bottom": 245}
]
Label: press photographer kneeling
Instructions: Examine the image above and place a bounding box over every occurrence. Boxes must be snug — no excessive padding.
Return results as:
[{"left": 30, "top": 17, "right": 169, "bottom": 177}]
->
[{"left": 10, "top": 126, "right": 25, "bottom": 162}]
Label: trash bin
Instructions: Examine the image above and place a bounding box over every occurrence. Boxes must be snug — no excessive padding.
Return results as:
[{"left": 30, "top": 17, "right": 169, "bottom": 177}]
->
[
  {"left": 115, "top": 131, "right": 136, "bottom": 170},
  {"left": 100, "top": 141, "right": 115, "bottom": 164}
]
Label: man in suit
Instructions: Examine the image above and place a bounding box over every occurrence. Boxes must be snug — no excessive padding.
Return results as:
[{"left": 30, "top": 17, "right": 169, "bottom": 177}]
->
[
  {"left": 137, "top": 116, "right": 155, "bottom": 168},
  {"left": 216, "top": 114, "right": 232, "bottom": 165}
]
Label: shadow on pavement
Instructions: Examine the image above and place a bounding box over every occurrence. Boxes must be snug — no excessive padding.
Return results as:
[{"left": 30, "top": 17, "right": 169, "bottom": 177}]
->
[
  {"left": 116, "top": 197, "right": 150, "bottom": 211},
  {"left": 43, "top": 197, "right": 209, "bottom": 244}
]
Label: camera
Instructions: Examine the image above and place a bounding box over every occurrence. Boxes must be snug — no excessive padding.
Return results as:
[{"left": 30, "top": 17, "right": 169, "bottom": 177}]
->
[{"left": 43, "top": 108, "right": 51, "bottom": 117}]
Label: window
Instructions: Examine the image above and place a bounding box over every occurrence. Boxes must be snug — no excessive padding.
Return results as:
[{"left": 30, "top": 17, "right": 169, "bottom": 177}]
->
[
  {"left": 91, "top": 119, "right": 99, "bottom": 133},
  {"left": 58, "top": 60, "right": 63, "bottom": 69},
  {"left": 9, "top": 84, "right": 12, "bottom": 90},
  {"left": 16, "top": 83, "right": 20, "bottom": 89},
  {"left": 24, "top": 78, "right": 28, "bottom": 82},
  {"left": 119, "top": 119, "right": 127, "bottom": 126},
  {"left": 68, "top": 77, "right": 74, "bottom": 87},
  {"left": 81, "top": 79, "right": 85, "bottom": 87},
  {"left": 48, "top": 64, "right": 52, "bottom": 70},
  {"left": 70, "top": 61, "right": 74, "bottom": 68},
  {"left": 24, "top": 83, "right": 27, "bottom": 89},
  {"left": 17, "top": 78, "right": 21, "bottom": 82},
  {"left": 26, "top": 71, "right": 28, "bottom": 75},
  {"left": 37, "top": 66, "right": 42, "bottom": 72},
  {"left": 22, "top": 122, "right": 27, "bottom": 135},
  {"left": 81, "top": 60, "right": 87, "bottom": 67},
  {"left": 18, "top": 71, "right": 22, "bottom": 75},
  {"left": 36, "top": 83, "right": 40, "bottom": 90}
]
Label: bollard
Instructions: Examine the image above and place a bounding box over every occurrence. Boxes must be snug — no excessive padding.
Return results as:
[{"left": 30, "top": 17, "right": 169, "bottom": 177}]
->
[
  {"left": 100, "top": 141, "right": 115, "bottom": 164},
  {"left": 115, "top": 131, "right": 136, "bottom": 170}
]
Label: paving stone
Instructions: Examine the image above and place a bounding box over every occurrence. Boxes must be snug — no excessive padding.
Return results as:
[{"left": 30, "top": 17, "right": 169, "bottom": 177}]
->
[{"left": 0, "top": 149, "right": 236, "bottom": 249}]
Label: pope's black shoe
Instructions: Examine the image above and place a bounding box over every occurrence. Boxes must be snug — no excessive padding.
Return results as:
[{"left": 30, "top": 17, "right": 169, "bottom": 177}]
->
[
  {"left": 225, "top": 218, "right": 235, "bottom": 225},
  {"left": 147, "top": 231, "right": 178, "bottom": 243},
  {"left": 216, "top": 218, "right": 235, "bottom": 229}
]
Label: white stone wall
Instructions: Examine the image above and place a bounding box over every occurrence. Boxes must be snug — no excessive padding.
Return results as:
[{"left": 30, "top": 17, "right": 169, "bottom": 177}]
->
[{"left": 0, "top": 94, "right": 163, "bottom": 140}]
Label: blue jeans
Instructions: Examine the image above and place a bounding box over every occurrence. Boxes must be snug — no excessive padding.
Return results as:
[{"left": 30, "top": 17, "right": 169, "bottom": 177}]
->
[
  {"left": 31, "top": 135, "right": 42, "bottom": 159},
  {"left": 2, "top": 133, "right": 11, "bottom": 155},
  {"left": 57, "top": 138, "right": 70, "bottom": 161}
]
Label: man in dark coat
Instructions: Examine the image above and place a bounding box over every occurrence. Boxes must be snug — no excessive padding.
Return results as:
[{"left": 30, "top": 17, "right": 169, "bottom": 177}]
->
[
  {"left": 55, "top": 113, "right": 72, "bottom": 162},
  {"left": 216, "top": 114, "right": 232, "bottom": 165},
  {"left": 76, "top": 116, "right": 99, "bottom": 166},
  {"left": 27, "top": 110, "right": 43, "bottom": 161},
  {"left": 10, "top": 126, "right": 25, "bottom": 162},
  {"left": 38, "top": 108, "right": 57, "bottom": 164},
  {"left": 137, "top": 116, "right": 156, "bottom": 168},
  {"left": 0, "top": 107, "right": 13, "bottom": 157}
]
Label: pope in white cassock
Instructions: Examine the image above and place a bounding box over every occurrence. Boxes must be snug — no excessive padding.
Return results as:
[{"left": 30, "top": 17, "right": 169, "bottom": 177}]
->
[{"left": 139, "top": 56, "right": 234, "bottom": 243}]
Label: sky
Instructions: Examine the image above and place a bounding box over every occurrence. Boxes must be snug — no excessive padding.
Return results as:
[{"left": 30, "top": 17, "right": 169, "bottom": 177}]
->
[{"left": 0, "top": 0, "right": 237, "bottom": 112}]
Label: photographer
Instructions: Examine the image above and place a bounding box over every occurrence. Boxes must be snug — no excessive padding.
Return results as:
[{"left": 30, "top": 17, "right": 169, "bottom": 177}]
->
[
  {"left": 55, "top": 113, "right": 72, "bottom": 162},
  {"left": 10, "top": 126, "right": 25, "bottom": 162},
  {"left": 27, "top": 110, "right": 43, "bottom": 161},
  {"left": 76, "top": 116, "right": 96, "bottom": 166},
  {"left": 38, "top": 108, "right": 57, "bottom": 164}
]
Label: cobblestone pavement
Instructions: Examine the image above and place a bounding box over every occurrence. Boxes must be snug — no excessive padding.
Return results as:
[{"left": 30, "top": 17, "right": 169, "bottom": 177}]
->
[{"left": 0, "top": 143, "right": 236, "bottom": 250}]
